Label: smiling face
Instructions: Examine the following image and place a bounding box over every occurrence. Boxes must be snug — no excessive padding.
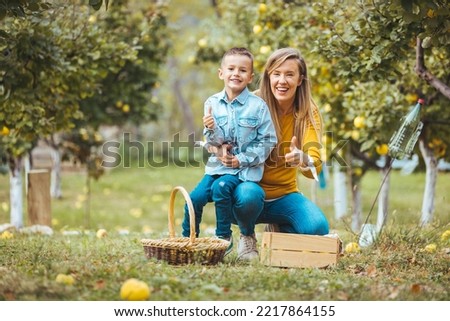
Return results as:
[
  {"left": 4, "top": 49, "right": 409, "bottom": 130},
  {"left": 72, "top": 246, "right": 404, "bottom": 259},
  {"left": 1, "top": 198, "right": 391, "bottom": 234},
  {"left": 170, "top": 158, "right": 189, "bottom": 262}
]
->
[
  {"left": 219, "top": 54, "right": 254, "bottom": 101},
  {"left": 269, "top": 58, "right": 303, "bottom": 111}
]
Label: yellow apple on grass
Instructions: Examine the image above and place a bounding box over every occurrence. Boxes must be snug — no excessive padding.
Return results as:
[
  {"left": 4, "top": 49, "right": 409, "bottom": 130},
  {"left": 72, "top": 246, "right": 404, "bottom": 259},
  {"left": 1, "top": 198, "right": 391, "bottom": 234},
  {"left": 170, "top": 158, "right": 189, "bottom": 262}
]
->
[
  {"left": 0, "top": 230, "right": 13, "bottom": 239},
  {"left": 424, "top": 243, "right": 437, "bottom": 253},
  {"left": 96, "top": 228, "right": 107, "bottom": 239},
  {"left": 345, "top": 242, "right": 361, "bottom": 253},
  {"left": 441, "top": 230, "right": 450, "bottom": 242},
  {"left": 56, "top": 274, "right": 75, "bottom": 285},
  {"left": 120, "top": 278, "right": 151, "bottom": 301}
]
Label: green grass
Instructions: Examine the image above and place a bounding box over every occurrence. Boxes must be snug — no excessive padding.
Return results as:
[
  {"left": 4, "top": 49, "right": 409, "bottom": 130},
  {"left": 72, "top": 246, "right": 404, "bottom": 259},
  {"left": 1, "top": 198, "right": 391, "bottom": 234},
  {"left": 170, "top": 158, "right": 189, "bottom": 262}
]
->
[{"left": 0, "top": 165, "right": 449, "bottom": 300}]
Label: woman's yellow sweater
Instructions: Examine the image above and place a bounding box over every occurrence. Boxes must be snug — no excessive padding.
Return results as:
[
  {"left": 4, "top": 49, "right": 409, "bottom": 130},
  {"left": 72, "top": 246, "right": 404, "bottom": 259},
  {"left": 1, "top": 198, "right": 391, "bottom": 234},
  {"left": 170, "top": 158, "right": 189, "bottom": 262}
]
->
[{"left": 259, "top": 113, "right": 322, "bottom": 200}]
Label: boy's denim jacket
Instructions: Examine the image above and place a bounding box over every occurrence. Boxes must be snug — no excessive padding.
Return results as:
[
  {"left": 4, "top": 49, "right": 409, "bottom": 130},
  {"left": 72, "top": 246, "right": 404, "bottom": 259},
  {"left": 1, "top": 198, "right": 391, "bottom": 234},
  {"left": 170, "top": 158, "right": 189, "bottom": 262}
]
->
[{"left": 204, "top": 87, "right": 277, "bottom": 182}]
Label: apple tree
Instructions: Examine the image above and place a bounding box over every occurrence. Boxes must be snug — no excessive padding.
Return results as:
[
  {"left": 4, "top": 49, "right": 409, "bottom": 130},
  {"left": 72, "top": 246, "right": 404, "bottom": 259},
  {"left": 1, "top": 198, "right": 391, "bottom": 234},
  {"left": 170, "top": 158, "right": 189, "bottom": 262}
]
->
[
  {"left": 0, "top": 1, "right": 138, "bottom": 227},
  {"left": 51, "top": 0, "right": 169, "bottom": 202},
  {"left": 315, "top": 0, "right": 450, "bottom": 227}
]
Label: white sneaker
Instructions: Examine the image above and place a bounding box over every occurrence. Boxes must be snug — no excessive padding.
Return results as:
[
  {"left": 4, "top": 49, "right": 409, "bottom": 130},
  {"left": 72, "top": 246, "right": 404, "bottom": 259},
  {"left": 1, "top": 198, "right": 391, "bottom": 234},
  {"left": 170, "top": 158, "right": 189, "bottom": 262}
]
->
[{"left": 237, "top": 234, "right": 259, "bottom": 261}]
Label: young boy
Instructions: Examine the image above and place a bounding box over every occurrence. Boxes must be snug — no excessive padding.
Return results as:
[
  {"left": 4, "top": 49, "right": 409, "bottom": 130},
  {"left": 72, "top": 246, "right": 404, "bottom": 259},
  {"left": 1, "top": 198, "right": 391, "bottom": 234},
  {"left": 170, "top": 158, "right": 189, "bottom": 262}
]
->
[{"left": 182, "top": 47, "right": 277, "bottom": 256}]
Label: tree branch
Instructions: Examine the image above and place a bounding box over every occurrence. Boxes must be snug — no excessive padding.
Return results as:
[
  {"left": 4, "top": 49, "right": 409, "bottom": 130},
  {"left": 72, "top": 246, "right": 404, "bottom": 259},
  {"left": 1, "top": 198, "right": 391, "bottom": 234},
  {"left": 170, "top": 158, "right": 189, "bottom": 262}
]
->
[
  {"left": 210, "top": 0, "right": 221, "bottom": 18},
  {"left": 414, "top": 37, "right": 450, "bottom": 100},
  {"left": 351, "top": 144, "right": 380, "bottom": 169}
]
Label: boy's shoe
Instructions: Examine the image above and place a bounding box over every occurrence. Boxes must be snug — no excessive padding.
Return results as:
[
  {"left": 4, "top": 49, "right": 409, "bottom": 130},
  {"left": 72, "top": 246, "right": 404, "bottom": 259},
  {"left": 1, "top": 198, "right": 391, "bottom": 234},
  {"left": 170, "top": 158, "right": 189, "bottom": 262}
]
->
[
  {"left": 217, "top": 235, "right": 233, "bottom": 256},
  {"left": 237, "top": 234, "right": 259, "bottom": 261},
  {"left": 264, "top": 224, "right": 280, "bottom": 233}
]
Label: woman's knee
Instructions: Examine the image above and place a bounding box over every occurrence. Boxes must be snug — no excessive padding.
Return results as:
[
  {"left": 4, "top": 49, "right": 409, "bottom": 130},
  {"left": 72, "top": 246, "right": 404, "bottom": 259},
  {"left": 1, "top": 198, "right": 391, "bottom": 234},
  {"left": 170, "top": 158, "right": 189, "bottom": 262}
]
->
[{"left": 234, "top": 182, "right": 264, "bottom": 205}]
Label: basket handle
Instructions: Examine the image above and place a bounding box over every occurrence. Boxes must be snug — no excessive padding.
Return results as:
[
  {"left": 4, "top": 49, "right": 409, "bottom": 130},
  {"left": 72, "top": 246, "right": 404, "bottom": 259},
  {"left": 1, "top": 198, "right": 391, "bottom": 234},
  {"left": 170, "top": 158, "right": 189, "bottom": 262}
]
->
[{"left": 168, "top": 186, "right": 196, "bottom": 244}]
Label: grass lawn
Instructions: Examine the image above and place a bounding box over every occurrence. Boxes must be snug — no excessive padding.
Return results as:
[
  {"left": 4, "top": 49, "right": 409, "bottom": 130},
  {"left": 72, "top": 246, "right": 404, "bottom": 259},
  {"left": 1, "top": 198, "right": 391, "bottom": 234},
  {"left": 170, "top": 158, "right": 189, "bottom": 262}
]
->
[{"left": 0, "top": 165, "right": 449, "bottom": 300}]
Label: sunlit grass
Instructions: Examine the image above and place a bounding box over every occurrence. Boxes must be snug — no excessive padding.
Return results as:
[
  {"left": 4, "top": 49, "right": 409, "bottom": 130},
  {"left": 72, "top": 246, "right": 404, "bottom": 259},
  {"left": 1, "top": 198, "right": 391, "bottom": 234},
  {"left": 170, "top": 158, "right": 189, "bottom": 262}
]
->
[{"left": 0, "top": 166, "right": 449, "bottom": 300}]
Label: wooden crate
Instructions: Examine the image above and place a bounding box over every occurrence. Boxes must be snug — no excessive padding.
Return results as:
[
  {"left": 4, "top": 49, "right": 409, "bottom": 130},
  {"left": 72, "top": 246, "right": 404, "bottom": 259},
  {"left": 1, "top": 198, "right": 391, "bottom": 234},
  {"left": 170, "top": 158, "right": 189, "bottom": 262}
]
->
[{"left": 260, "top": 232, "right": 341, "bottom": 268}]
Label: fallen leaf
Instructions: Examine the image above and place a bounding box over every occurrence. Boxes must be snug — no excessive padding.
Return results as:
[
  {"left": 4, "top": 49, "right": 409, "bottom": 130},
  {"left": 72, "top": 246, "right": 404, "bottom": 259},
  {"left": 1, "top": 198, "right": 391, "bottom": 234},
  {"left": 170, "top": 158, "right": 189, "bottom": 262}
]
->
[
  {"left": 387, "top": 288, "right": 399, "bottom": 299},
  {"left": 336, "top": 291, "right": 349, "bottom": 300},
  {"left": 4, "top": 291, "right": 15, "bottom": 300},
  {"left": 95, "top": 279, "right": 106, "bottom": 290},
  {"left": 366, "top": 264, "right": 377, "bottom": 277},
  {"left": 411, "top": 284, "right": 422, "bottom": 294}
]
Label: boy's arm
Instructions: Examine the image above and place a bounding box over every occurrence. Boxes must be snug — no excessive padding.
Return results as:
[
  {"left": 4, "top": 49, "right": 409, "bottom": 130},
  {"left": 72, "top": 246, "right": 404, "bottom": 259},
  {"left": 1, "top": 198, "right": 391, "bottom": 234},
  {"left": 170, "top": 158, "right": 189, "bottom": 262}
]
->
[
  {"left": 203, "top": 101, "right": 224, "bottom": 147},
  {"left": 235, "top": 103, "right": 277, "bottom": 168}
]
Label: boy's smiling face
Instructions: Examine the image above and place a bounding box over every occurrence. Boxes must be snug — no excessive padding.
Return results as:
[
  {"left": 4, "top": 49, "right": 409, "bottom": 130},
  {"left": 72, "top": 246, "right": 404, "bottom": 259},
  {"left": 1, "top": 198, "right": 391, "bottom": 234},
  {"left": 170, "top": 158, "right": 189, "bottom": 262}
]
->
[{"left": 219, "top": 54, "right": 254, "bottom": 101}]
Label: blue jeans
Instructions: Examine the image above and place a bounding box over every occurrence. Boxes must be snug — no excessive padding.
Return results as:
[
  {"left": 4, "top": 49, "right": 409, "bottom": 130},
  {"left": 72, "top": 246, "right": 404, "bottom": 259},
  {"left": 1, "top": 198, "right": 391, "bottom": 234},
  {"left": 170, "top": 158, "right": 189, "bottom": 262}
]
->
[
  {"left": 182, "top": 174, "right": 241, "bottom": 238},
  {"left": 231, "top": 182, "right": 329, "bottom": 236}
]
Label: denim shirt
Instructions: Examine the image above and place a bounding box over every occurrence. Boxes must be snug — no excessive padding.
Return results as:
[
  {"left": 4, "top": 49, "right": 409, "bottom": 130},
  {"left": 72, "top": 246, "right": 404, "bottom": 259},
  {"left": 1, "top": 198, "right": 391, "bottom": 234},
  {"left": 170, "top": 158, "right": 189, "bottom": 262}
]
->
[{"left": 204, "top": 87, "right": 277, "bottom": 182}]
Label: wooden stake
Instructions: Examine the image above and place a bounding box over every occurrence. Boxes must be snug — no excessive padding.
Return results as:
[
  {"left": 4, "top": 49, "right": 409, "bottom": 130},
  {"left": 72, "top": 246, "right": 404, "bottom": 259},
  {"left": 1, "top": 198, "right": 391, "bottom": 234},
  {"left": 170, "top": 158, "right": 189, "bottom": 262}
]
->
[{"left": 27, "top": 170, "right": 51, "bottom": 226}]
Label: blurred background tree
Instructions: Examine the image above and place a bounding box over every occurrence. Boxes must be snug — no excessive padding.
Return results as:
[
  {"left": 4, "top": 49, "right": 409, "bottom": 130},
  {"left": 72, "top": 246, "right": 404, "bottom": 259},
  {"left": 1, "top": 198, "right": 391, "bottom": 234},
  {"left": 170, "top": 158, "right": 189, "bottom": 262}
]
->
[
  {"left": 0, "top": 0, "right": 169, "bottom": 227},
  {"left": 1, "top": 0, "right": 449, "bottom": 233}
]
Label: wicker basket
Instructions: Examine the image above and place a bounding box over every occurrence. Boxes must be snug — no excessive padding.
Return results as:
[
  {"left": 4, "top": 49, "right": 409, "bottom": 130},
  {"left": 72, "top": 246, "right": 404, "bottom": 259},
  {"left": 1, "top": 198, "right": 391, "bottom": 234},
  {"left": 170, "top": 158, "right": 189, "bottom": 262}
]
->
[{"left": 141, "top": 186, "right": 230, "bottom": 265}]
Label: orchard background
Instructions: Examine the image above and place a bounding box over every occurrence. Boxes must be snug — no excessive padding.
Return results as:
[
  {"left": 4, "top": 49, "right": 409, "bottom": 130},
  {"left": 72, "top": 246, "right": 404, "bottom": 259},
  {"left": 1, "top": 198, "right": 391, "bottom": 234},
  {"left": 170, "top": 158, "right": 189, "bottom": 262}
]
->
[{"left": 0, "top": 0, "right": 449, "bottom": 301}]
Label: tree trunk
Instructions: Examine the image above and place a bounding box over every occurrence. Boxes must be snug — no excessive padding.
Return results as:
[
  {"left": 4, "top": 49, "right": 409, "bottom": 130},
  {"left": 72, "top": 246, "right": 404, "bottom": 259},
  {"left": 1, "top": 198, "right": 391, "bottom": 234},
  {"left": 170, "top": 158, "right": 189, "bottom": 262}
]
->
[
  {"left": 351, "top": 183, "right": 362, "bottom": 232},
  {"left": 347, "top": 146, "right": 362, "bottom": 232},
  {"left": 84, "top": 173, "right": 91, "bottom": 229},
  {"left": 9, "top": 156, "right": 23, "bottom": 228},
  {"left": 168, "top": 58, "right": 196, "bottom": 135},
  {"left": 23, "top": 153, "right": 31, "bottom": 195},
  {"left": 376, "top": 166, "right": 391, "bottom": 231},
  {"left": 419, "top": 139, "right": 437, "bottom": 226},
  {"left": 49, "top": 146, "right": 62, "bottom": 198},
  {"left": 333, "top": 163, "right": 347, "bottom": 219}
]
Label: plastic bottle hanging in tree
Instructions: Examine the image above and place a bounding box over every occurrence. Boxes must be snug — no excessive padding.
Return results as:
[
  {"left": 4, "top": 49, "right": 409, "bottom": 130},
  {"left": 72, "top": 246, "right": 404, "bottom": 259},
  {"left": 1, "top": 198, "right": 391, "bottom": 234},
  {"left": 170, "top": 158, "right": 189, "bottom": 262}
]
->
[{"left": 388, "top": 98, "right": 424, "bottom": 160}]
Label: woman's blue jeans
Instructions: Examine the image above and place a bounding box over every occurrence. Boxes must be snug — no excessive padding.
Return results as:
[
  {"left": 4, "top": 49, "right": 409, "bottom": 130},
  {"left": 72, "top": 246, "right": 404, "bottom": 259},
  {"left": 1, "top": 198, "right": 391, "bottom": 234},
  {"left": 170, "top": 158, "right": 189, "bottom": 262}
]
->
[
  {"left": 182, "top": 174, "right": 241, "bottom": 238},
  {"left": 231, "top": 182, "right": 329, "bottom": 236},
  {"left": 182, "top": 178, "right": 329, "bottom": 238}
]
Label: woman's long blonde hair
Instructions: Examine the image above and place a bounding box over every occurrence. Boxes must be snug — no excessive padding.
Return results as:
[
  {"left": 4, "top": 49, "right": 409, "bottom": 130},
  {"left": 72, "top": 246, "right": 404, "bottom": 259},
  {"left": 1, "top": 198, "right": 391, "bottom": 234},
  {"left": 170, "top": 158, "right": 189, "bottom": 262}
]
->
[{"left": 257, "top": 48, "right": 322, "bottom": 149}]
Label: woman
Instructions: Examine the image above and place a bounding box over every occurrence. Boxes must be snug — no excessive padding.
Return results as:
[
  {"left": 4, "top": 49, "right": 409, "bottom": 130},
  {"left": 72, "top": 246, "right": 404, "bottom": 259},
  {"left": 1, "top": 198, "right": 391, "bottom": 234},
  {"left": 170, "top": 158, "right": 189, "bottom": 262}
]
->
[{"left": 231, "top": 48, "right": 330, "bottom": 261}]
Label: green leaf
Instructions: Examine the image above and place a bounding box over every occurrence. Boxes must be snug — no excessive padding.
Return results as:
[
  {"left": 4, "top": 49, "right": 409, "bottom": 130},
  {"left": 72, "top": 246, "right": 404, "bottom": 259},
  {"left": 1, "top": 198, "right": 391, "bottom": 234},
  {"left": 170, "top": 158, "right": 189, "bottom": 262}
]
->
[
  {"left": 360, "top": 139, "right": 375, "bottom": 152},
  {"left": 422, "top": 36, "right": 432, "bottom": 48}
]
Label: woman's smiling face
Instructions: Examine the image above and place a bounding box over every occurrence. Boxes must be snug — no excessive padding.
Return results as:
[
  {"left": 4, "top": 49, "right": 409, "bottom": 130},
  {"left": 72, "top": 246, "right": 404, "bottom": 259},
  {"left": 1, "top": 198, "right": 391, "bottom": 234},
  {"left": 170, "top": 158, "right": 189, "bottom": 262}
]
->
[{"left": 269, "top": 58, "right": 303, "bottom": 109}]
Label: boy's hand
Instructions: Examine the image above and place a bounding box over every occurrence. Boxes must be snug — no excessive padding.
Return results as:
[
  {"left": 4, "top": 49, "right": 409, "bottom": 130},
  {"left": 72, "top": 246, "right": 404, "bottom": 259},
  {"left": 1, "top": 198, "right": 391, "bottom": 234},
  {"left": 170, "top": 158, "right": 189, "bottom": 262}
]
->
[
  {"left": 206, "top": 143, "right": 229, "bottom": 157},
  {"left": 218, "top": 144, "right": 239, "bottom": 168},
  {"left": 285, "top": 136, "right": 309, "bottom": 167},
  {"left": 203, "top": 105, "right": 215, "bottom": 129}
]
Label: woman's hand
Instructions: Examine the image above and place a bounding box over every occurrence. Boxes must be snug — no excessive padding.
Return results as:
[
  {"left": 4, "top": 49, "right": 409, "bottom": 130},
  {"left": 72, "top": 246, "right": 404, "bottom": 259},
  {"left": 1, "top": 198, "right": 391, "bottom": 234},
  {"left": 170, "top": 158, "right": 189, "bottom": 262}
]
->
[{"left": 285, "top": 136, "right": 309, "bottom": 167}]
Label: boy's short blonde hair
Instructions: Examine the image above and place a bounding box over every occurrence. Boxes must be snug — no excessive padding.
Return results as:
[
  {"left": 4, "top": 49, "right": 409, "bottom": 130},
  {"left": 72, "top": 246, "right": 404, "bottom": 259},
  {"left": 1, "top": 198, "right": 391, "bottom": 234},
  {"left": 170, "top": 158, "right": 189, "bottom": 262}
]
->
[{"left": 221, "top": 47, "right": 254, "bottom": 72}]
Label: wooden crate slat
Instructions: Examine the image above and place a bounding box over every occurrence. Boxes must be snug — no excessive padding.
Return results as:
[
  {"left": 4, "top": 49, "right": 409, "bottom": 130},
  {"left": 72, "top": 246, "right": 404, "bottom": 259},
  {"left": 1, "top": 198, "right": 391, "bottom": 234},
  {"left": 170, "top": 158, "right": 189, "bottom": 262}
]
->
[
  {"left": 260, "top": 232, "right": 341, "bottom": 268},
  {"left": 261, "top": 248, "right": 338, "bottom": 268},
  {"left": 261, "top": 232, "right": 339, "bottom": 254}
]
